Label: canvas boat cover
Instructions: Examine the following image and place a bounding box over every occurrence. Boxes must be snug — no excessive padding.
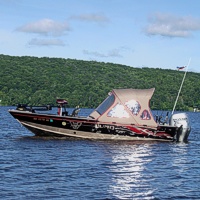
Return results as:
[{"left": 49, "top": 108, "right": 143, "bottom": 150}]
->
[{"left": 89, "top": 88, "right": 157, "bottom": 127}]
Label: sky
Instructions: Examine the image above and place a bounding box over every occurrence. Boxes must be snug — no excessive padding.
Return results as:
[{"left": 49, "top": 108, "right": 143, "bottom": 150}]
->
[{"left": 1, "top": 0, "right": 200, "bottom": 72}]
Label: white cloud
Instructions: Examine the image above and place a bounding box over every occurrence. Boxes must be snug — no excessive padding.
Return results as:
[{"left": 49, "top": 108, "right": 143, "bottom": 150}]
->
[
  {"left": 107, "top": 49, "right": 123, "bottom": 57},
  {"left": 145, "top": 13, "right": 200, "bottom": 38},
  {"left": 28, "top": 38, "right": 65, "bottom": 46},
  {"left": 16, "top": 18, "right": 71, "bottom": 36},
  {"left": 83, "top": 50, "right": 107, "bottom": 57},
  {"left": 70, "top": 13, "right": 109, "bottom": 24},
  {"left": 83, "top": 48, "right": 123, "bottom": 58}
]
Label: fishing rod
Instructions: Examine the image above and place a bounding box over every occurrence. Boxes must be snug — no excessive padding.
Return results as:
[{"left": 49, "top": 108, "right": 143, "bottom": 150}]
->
[{"left": 172, "top": 58, "right": 191, "bottom": 114}]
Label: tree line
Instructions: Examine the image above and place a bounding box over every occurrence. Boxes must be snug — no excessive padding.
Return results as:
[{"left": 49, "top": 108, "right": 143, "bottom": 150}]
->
[{"left": 0, "top": 54, "right": 200, "bottom": 111}]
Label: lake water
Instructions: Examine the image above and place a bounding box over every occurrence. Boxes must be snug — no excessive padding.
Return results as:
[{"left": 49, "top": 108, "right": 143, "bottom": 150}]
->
[{"left": 1, "top": 106, "right": 200, "bottom": 200}]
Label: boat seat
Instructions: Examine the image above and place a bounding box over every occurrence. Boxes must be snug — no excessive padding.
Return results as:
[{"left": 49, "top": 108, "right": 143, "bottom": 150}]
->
[{"left": 62, "top": 111, "right": 68, "bottom": 116}]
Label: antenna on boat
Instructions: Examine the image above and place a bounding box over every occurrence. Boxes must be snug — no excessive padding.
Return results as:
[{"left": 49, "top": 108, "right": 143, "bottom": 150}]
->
[{"left": 172, "top": 58, "right": 191, "bottom": 114}]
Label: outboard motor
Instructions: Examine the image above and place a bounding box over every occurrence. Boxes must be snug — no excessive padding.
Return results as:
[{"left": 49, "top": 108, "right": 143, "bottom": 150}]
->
[{"left": 169, "top": 113, "right": 191, "bottom": 142}]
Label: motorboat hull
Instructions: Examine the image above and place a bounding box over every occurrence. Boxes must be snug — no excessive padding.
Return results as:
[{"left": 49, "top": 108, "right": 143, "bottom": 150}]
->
[
  {"left": 19, "top": 120, "right": 174, "bottom": 141},
  {"left": 9, "top": 110, "right": 176, "bottom": 142}
]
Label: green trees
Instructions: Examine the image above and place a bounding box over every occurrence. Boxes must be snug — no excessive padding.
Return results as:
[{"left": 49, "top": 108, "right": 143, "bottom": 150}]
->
[{"left": 0, "top": 54, "right": 199, "bottom": 111}]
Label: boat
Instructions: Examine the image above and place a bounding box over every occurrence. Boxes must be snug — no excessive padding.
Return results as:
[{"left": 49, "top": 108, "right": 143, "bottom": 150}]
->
[{"left": 8, "top": 88, "right": 191, "bottom": 142}]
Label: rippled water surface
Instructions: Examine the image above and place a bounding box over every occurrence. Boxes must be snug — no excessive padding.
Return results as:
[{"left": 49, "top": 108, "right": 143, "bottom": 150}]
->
[{"left": 1, "top": 106, "right": 200, "bottom": 199}]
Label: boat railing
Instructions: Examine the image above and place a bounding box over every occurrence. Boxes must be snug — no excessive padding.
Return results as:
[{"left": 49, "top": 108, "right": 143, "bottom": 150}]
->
[{"left": 16, "top": 104, "right": 52, "bottom": 113}]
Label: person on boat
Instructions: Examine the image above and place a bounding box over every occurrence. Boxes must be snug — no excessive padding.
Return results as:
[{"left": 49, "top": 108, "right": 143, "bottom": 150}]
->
[{"left": 71, "top": 106, "right": 80, "bottom": 117}]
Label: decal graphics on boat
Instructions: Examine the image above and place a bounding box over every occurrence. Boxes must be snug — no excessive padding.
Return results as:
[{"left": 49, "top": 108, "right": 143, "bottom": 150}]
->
[
  {"left": 70, "top": 122, "right": 82, "bottom": 129},
  {"left": 107, "top": 103, "right": 129, "bottom": 118},
  {"left": 125, "top": 99, "right": 141, "bottom": 115},
  {"left": 140, "top": 109, "right": 151, "bottom": 120}
]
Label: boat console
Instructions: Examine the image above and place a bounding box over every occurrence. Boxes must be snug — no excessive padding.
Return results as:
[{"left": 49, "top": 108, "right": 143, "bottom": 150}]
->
[{"left": 56, "top": 99, "right": 68, "bottom": 116}]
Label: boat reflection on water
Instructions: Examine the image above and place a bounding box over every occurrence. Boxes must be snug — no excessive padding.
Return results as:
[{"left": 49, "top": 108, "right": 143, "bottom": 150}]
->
[
  {"left": 107, "top": 141, "right": 156, "bottom": 199},
  {"left": 106, "top": 141, "right": 195, "bottom": 199}
]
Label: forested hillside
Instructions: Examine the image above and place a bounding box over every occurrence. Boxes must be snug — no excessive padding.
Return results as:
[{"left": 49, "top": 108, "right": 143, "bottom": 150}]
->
[{"left": 0, "top": 54, "right": 200, "bottom": 110}]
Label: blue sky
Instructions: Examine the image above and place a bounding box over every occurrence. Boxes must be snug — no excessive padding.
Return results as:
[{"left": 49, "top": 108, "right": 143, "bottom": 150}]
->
[{"left": 1, "top": 0, "right": 200, "bottom": 72}]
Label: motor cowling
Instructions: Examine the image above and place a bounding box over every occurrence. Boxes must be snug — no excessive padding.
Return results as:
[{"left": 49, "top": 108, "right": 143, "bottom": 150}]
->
[{"left": 169, "top": 113, "right": 191, "bottom": 142}]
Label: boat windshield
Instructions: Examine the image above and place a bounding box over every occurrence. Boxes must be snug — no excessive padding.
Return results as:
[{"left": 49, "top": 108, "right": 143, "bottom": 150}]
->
[{"left": 95, "top": 94, "right": 115, "bottom": 115}]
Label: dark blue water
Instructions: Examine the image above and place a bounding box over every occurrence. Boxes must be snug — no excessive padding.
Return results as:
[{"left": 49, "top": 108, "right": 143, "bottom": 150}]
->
[{"left": 1, "top": 106, "right": 200, "bottom": 200}]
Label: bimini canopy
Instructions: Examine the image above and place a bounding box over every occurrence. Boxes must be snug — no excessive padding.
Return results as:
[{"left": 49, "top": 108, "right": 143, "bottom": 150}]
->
[{"left": 89, "top": 88, "right": 157, "bottom": 127}]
